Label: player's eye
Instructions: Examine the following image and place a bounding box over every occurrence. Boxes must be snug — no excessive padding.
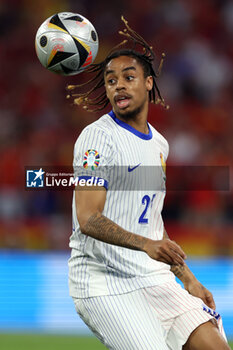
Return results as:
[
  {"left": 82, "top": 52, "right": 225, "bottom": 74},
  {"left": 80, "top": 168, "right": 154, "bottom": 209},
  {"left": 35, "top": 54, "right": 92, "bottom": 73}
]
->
[
  {"left": 108, "top": 78, "right": 116, "bottom": 85},
  {"left": 126, "top": 75, "right": 134, "bottom": 81}
]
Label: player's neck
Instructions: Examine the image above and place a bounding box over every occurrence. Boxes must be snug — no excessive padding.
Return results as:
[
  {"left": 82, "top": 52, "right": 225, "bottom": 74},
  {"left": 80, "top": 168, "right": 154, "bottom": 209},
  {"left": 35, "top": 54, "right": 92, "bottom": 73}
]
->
[
  {"left": 126, "top": 116, "right": 149, "bottom": 134},
  {"left": 114, "top": 105, "right": 149, "bottom": 135}
]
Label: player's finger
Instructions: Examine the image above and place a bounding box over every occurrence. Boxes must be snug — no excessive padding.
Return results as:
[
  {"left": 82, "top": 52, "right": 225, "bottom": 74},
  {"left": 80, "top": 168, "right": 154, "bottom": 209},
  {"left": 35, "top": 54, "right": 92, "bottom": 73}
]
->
[
  {"left": 161, "top": 246, "right": 185, "bottom": 265},
  {"left": 158, "top": 251, "right": 174, "bottom": 265},
  {"left": 168, "top": 241, "right": 187, "bottom": 259},
  {"left": 157, "top": 254, "right": 174, "bottom": 265},
  {"left": 170, "top": 251, "right": 185, "bottom": 265},
  {"left": 160, "top": 243, "right": 185, "bottom": 264}
]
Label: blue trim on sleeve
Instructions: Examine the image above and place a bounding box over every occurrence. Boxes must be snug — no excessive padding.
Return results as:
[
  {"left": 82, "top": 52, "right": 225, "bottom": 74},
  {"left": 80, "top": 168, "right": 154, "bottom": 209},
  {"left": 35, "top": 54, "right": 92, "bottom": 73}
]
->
[
  {"left": 108, "top": 110, "right": 152, "bottom": 140},
  {"left": 78, "top": 176, "right": 108, "bottom": 190}
]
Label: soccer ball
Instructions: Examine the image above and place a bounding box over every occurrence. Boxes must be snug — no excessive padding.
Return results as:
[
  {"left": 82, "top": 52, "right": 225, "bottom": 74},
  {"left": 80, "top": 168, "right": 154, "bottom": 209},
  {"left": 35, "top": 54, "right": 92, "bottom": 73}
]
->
[{"left": 35, "top": 12, "right": 99, "bottom": 76}]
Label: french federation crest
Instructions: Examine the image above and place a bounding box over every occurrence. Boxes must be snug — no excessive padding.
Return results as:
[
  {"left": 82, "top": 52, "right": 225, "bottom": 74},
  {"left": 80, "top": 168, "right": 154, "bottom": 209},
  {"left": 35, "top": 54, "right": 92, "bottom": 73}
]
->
[{"left": 83, "top": 149, "right": 100, "bottom": 170}]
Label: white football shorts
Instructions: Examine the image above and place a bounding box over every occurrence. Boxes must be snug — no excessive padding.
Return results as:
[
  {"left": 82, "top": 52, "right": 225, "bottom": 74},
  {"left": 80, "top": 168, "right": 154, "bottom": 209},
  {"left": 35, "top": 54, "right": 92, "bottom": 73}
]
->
[{"left": 73, "top": 280, "right": 226, "bottom": 350}]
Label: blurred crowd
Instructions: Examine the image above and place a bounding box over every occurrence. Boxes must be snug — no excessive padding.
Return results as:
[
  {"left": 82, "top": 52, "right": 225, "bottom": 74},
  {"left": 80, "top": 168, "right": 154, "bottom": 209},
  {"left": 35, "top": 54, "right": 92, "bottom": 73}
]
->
[{"left": 0, "top": 0, "right": 232, "bottom": 254}]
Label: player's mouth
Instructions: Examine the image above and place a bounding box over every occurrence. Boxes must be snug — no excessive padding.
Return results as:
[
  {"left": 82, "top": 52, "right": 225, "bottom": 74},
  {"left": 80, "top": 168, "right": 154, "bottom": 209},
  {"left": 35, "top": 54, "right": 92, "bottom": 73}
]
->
[{"left": 114, "top": 94, "right": 132, "bottom": 109}]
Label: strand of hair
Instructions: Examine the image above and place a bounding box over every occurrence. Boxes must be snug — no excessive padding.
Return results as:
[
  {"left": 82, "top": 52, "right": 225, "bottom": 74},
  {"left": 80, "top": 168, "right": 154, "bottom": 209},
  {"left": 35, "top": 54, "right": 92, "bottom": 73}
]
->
[
  {"left": 121, "top": 16, "right": 154, "bottom": 58},
  {"left": 156, "top": 53, "right": 166, "bottom": 77},
  {"left": 83, "top": 98, "right": 109, "bottom": 112},
  {"left": 83, "top": 93, "right": 107, "bottom": 106}
]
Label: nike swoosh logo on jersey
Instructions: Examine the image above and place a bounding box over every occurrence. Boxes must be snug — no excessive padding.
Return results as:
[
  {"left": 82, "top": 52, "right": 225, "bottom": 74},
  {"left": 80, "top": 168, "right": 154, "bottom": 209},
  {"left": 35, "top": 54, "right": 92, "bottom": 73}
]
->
[{"left": 128, "top": 163, "right": 141, "bottom": 172}]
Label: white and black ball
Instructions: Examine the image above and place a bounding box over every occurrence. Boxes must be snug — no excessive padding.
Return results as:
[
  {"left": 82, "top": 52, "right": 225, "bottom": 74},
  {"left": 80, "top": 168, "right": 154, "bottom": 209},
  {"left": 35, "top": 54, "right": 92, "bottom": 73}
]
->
[{"left": 35, "top": 12, "right": 99, "bottom": 76}]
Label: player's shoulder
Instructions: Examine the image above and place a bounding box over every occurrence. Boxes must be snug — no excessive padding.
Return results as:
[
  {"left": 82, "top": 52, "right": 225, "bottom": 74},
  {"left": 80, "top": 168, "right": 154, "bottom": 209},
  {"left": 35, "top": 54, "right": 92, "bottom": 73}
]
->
[
  {"left": 74, "top": 113, "right": 114, "bottom": 145},
  {"left": 78, "top": 113, "right": 114, "bottom": 139},
  {"left": 150, "top": 123, "right": 169, "bottom": 158}
]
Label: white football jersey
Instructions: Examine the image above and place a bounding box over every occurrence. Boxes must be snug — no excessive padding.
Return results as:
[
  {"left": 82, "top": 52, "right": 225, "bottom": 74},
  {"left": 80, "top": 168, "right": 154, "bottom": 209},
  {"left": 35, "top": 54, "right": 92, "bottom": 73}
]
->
[{"left": 69, "top": 110, "right": 175, "bottom": 298}]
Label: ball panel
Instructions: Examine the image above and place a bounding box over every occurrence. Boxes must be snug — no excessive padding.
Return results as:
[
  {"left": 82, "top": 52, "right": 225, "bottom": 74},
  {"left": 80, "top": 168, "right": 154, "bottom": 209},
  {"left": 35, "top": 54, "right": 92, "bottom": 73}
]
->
[
  {"left": 58, "top": 12, "right": 97, "bottom": 44},
  {"left": 71, "top": 36, "right": 89, "bottom": 68},
  {"left": 80, "top": 51, "right": 93, "bottom": 69},
  {"left": 91, "top": 31, "right": 97, "bottom": 42},
  {"left": 48, "top": 51, "right": 76, "bottom": 68},
  {"left": 63, "top": 15, "right": 84, "bottom": 22},
  {"left": 60, "top": 63, "right": 78, "bottom": 75},
  {"left": 72, "top": 36, "right": 90, "bottom": 53},
  {"left": 48, "top": 52, "right": 81, "bottom": 76},
  {"left": 40, "top": 36, "right": 47, "bottom": 47},
  {"left": 49, "top": 13, "right": 69, "bottom": 32}
]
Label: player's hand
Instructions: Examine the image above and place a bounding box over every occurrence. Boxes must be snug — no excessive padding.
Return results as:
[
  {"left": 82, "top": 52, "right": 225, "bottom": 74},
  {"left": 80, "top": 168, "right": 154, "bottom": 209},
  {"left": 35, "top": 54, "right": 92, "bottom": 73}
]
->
[
  {"left": 184, "top": 279, "right": 216, "bottom": 310},
  {"left": 144, "top": 238, "right": 187, "bottom": 265}
]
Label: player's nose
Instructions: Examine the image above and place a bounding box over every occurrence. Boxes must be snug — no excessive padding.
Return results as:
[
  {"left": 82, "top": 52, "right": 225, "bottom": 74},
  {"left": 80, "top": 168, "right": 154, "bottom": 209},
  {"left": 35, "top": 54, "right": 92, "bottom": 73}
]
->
[{"left": 115, "top": 77, "right": 126, "bottom": 90}]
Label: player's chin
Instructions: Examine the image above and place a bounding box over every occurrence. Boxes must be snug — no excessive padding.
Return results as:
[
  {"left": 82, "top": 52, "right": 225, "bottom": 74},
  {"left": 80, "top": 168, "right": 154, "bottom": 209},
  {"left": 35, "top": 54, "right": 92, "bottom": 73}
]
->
[
  {"left": 116, "top": 107, "right": 130, "bottom": 115},
  {"left": 114, "top": 104, "right": 132, "bottom": 115}
]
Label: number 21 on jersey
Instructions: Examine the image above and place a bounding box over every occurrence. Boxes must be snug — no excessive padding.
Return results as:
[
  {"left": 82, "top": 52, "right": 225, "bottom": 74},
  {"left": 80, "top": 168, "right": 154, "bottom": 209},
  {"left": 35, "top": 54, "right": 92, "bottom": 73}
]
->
[{"left": 138, "top": 194, "right": 156, "bottom": 224}]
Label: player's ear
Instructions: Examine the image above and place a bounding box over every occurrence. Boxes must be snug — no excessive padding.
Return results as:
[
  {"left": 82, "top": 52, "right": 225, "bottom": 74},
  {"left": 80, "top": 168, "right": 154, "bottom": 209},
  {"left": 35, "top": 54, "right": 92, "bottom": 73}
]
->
[{"left": 146, "top": 76, "right": 153, "bottom": 92}]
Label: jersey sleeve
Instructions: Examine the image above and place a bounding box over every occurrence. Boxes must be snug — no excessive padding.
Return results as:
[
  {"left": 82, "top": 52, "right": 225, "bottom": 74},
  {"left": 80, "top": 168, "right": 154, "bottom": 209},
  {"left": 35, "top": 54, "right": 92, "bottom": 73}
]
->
[{"left": 73, "top": 126, "right": 114, "bottom": 190}]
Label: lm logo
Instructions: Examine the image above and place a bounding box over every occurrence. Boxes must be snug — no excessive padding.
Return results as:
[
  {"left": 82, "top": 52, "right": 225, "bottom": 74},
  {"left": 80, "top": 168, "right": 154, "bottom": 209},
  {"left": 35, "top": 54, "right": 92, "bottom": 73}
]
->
[{"left": 26, "top": 168, "right": 45, "bottom": 188}]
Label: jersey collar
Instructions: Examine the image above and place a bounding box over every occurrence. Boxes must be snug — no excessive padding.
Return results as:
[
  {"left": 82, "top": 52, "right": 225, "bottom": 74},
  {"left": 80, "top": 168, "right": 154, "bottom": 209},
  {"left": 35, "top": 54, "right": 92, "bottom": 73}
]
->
[{"left": 108, "top": 110, "right": 152, "bottom": 140}]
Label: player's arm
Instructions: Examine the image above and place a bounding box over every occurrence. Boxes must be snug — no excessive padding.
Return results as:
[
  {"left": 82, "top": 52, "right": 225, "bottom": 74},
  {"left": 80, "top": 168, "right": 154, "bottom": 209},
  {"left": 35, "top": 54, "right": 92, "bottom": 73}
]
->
[
  {"left": 163, "top": 228, "right": 216, "bottom": 309},
  {"left": 76, "top": 186, "right": 186, "bottom": 265}
]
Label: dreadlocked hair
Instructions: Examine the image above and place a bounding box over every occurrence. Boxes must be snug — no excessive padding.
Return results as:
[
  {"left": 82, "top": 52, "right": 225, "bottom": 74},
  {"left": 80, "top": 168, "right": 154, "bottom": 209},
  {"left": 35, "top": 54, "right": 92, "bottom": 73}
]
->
[{"left": 66, "top": 16, "right": 169, "bottom": 112}]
